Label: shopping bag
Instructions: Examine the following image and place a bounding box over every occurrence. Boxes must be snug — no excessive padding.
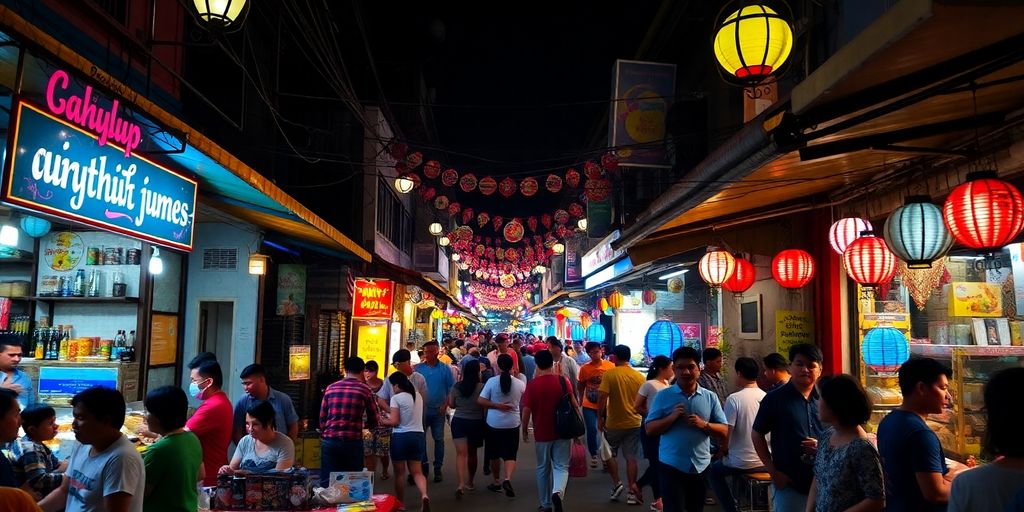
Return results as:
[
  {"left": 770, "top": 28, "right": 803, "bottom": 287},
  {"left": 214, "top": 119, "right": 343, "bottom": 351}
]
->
[
  {"left": 327, "top": 471, "right": 374, "bottom": 504},
  {"left": 599, "top": 433, "right": 613, "bottom": 462},
  {"left": 569, "top": 441, "right": 588, "bottom": 478}
]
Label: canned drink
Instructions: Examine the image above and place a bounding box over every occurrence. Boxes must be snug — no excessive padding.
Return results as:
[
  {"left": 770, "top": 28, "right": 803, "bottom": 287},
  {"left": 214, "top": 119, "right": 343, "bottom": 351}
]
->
[{"left": 86, "top": 247, "right": 100, "bottom": 265}]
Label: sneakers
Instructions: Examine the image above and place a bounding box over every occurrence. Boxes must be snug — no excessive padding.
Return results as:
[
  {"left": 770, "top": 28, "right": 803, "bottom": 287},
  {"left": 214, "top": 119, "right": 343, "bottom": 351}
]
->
[
  {"left": 627, "top": 493, "right": 644, "bottom": 505},
  {"left": 552, "top": 492, "right": 564, "bottom": 512},
  {"left": 502, "top": 479, "right": 516, "bottom": 497},
  {"left": 433, "top": 473, "right": 443, "bottom": 483},
  {"left": 590, "top": 456, "right": 599, "bottom": 469},
  {"left": 650, "top": 498, "right": 663, "bottom": 511},
  {"left": 487, "top": 483, "right": 504, "bottom": 493},
  {"left": 610, "top": 482, "right": 625, "bottom": 501},
  {"left": 705, "top": 496, "right": 717, "bottom": 505}
]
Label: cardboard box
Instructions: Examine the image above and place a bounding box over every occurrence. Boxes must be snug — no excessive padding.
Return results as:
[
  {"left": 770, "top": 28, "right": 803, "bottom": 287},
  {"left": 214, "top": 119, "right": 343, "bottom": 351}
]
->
[{"left": 949, "top": 282, "right": 1002, "bottom": 317}]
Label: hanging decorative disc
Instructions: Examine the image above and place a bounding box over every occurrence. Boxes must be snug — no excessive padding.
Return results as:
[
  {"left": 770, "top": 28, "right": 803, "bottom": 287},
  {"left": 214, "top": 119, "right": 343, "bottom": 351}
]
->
[
  {"left": 434, "top": 195, "right": 449, "bottom": 210},
  {"left": 475, "top": 244, "right": 486, "bottom": 256},
  {"left": 420, "top": 187, "right": 437, "bottom": 202},
  {"left": 528, "top": 216, "right": 538, "bottom": 233},
  {"left": 504, "top": 219, "right": 525, "bottom": 243},
  {"left": 601, "top": 152, "right": 620, "bottom": 171},
  {"left": 423, "top": 160, "right": 441, "bottom": 179},
  {"left": 447, "top": 202, "right": 461, "bottom": 216},
  {"left": 554, "top": 209, "right": 570, "bottom": 225},
  {"left": 493, "top": 215, "right": 504, "bottom": 230},
  {"left": 460, "top": 173, "right": 478, "bottom": 193},
  {"left": 477, "top": 212, "right": 491, "bottom": 228},
  {"left": 405, "top": 151, "right": 424, "bottom": 169},
  {"left": 541, "top": 213, "right": 553, "bottom": 230},
  {"left": 506, "top": 248, "right": 520, "bottom": 262},
  {"left": 568, "top": 203, "right": 585, "bottom": 218},
  {"left": 584, "top": 161, "right": 602, "bottom": 179},
  {"left": 479, "top": 176, "right": 497, "bottom": 195},
  {"left": 500, "top": 274, "right": 516, "bottom": 288},
  {"left": 520, "top": 177, "right": 539, "bottom": 197},
  {"left": 454, "top": 225, "right": 474, "bottom": 241},
  {"left": 462, "top": 208, "right": 474, "bottom": 225},
  {"left": 499, "top": 177, "right": 517, "bottom": 197},
  {"left": 585, "top": 178, "right": 612, "bottom": 202},
  {"left": 546, "top": 174, "right": 564, "bottom": 193},
  {"left": 565, "top": 168, "right": 581, "bottom": 188},
  {"left": 441, "top": 168, "right": 459, "bottom": 187},
  {"left": 496, "top": 248, "right": 506, "bottom": 261}
]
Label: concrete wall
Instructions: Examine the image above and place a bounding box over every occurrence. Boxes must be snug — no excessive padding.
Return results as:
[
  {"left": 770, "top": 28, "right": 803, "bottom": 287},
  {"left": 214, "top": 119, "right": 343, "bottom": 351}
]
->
[{"left": 181, "top": 222, "right": 261, "bottom": 402}]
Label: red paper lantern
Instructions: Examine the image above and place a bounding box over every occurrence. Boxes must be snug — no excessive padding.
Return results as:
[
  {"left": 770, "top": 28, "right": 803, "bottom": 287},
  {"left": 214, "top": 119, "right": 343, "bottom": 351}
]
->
[
  {"left": 722, "top": 256, "right": 756, "bottom": 294},
  {"left": 698, "top": 250, "right": 736, "bottom": 286},
  {"left": 772, "top": 249, "right": 815, "bottom": 289},
  {"left": 829, "top": 217, "right": 872, "bottom": 255},
  {"left": 642, "top": 289, "right": 657, "bottom": 305},
  {"left": 943, "top": 171, "right": 1024, "bottom": 253},
  {"left": 843, "top": 232, "right": 896, "bottom": 287}
]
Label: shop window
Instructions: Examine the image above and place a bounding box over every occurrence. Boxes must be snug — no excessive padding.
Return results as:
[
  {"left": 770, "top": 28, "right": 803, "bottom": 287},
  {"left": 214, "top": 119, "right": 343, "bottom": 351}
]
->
[
  {"left": 857, "top": 248, "right": 1024, "bottom": 462},
  {"left": 375, "top": 179, "right": 413, "bottom": 255}
]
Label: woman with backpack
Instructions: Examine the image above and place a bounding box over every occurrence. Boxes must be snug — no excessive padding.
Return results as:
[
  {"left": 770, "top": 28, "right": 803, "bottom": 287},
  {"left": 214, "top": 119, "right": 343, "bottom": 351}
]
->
[
  {"left": 478, "top": 353, "right": 526, "bottom": 498},
  {"left": 449, "top": 360, "right": 486, "bottom": 499}
]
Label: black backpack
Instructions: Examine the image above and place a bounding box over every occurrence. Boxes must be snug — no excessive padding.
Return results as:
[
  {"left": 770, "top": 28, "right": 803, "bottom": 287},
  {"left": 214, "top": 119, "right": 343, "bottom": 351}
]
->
[{"left": 555, "top": 376, "right": 586, "bottom": 439}]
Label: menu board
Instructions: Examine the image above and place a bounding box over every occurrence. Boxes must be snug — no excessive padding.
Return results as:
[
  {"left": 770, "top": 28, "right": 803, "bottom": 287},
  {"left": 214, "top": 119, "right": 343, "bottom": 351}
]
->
[
  {"left": 150, "top": 313, "right": 178, "bottom": 366},
  {"left": 38, "top": 366, "right": 118, "bottom": 403}
]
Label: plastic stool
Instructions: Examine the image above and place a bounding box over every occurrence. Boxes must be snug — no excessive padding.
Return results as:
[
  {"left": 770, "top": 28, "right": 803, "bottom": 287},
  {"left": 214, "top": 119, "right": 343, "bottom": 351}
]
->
[{"left": 736, "top": 472, "right": 771, "bottom": 512}]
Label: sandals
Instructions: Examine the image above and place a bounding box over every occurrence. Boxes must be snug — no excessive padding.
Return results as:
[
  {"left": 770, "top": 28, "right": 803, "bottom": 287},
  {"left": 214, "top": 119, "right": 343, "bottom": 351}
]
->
[{"left": 455, "top": 488, "right": 464, "bottom": 500}]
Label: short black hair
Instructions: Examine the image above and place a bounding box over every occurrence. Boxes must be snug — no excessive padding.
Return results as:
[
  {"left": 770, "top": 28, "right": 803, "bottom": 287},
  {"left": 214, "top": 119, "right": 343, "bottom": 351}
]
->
[
  {"left": 0, "top": 388, "right": 19, "bottom": 419},
  {"left": 534, "top": 349, "right": 554, "bottom": 370},
  {"left": 897, "top": 357, "right": 952, "bottom": 396},
  {"left": 818, "top": 374, "right": 871, "bottom": 426},
  {"left": 0, "top": 340, "right": 22, "bottom": 352},
  {"left": 735, "top": 357, "right": 759, "bottom": 381},
  {"left": 194, "top": 359, "right": 224, "bottom": 388},
  {"left": 365, "top": 360, "right": 379, "bottom": 372},
  {"left": 546, "top": 336, "right": 562, "bottom": 348},
  {"left": 422, "top": 341, "right": 439, "bottom": 349},
  {"left": 188, "top": 352, "right": 217, "bottom": 369},
  {"left": 20, "top": 404, "right": 56, "bottom": 429},
  {"left": 672, "top": 346, "right": 700, "bottom": 364},
  {"left": 702, "top": 348, "right": 723, "bottom": 361},
  {"left": 245, "top": 400, "right": 277, "bottom": 430},
  {"left": 392, "top": 349, "right": 412, "bottom": 363},
  {"left": 144, "top": 386, "right": 188, "bottom": 431},
  {"left": 613, "top": 344, "right": 631, "bottom": 363},
  {"left": 985, "top": 367, "right": 1024, "bottom": 457},
  {"left": 71, "top": 387, "right": 127, "bottom": 429},
  {"left": 239, "top": 364, "right": 266, "bottom": 379},
  {"left": 584, "top": 342, "right": 602, "bottom": 352},
  {"left": 789, "top": 343, "right": 823, "bottom": 364},
  {"left": 763, "top": 353, "right": 789, "bottom": 370},
  {"left": 344, "top": 356, "right": 366, "bottom": 374}
]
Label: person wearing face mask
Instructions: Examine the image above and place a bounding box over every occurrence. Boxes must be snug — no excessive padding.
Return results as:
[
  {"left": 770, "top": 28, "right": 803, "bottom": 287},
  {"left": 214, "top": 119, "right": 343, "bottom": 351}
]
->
[{"left": 184, "top": 353, "right": 233, "bottom": 487}]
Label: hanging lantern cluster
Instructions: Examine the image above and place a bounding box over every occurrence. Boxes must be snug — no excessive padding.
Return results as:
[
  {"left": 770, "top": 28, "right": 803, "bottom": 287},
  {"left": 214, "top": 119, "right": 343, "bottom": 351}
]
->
[
  {"left": 722, "top": 256, "right": 756, "bottom": 296},
  {"left": 883, "top": 196, "right": 953, "bottom": 269},
  {"left": 698, "top": 249, "right": 736, "bottom": 287},
  {"left": 942, "top": 171, "right": 1024, "bottom": 255},
  {"left": 843, "top": 231, "right": 897, "bottom": 288},
  {"left": 772, "top": 249, "right": 815, "bottom": 289}
]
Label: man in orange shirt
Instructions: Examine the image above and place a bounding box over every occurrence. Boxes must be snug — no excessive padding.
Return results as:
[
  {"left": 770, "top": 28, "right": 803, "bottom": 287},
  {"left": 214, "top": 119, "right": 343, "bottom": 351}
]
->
[{"left": 578, "top": 342, "right": 614, "bottom": 468}]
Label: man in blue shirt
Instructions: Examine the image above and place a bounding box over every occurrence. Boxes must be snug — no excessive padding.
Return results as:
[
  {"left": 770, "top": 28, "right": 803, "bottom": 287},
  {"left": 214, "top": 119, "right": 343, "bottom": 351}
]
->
[
  {"left": 646, "top": 346, "right": 727, "bottom": 512},
  {"left": 232, "top": 364, "right": 299, "bottom": 443},
  {"left": 0, "top": 341, "right": 34, "bottom": 410},
  {"left": 751, "top": 343, "right": 825, "bottom": 512},
  {"left": 877, "top": 357, "right": 955, "bottom": 512},
  {"left": 415, "top": 341, "right": 455, "bottom": 482}
]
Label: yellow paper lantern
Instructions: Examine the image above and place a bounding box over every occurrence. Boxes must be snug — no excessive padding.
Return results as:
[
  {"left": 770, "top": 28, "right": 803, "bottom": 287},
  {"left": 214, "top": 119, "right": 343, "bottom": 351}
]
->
[
  {"left": 581, "top": 313, "right": 592, "bottom": 330},
  {"left": 430, "top": 309, "right": 443, "bottom": 320},
  {"left": 599, "top": 297, "right": 610, "bottom": 312},
  {"left": 713, "top": 4, "right": 793, "bottom": 82},
  {"left": 607, "top": 290, "right": 624, "bottom": 310}
]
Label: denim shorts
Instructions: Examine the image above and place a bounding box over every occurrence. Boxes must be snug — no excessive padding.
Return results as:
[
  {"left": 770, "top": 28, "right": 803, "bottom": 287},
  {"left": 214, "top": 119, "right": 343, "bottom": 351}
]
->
[
  {"left": 390, "top": 431, "right": 426, "bottom": 461},
  {"left": 450, "top": 417, "right": 485, "bottom": 448}
]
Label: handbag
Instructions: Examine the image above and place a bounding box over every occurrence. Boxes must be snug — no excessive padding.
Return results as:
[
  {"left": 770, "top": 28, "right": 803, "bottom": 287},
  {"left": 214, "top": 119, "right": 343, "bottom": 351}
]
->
[
  {"left": 569, "top": 440, "right": 588, "bottom": 478},
  {"left": 555, "top": 376, "right": 586, "bottom": 440}
]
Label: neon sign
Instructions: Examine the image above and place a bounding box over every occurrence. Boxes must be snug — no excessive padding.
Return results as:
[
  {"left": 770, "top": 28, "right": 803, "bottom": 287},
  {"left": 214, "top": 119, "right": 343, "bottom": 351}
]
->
[{"left": 45, "top": 69, "right": 142, "bottom": 158}]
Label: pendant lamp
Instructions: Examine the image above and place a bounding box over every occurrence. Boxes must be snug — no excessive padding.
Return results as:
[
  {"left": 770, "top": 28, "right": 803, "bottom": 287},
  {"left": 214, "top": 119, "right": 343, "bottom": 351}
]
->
[
  {"left": 829, "top": 217, "right": 872, "bottom": 255},
  {"left": 843, "top": 231, "right": 897, "bottom": 287},
  {"left": 722, "top": 256, "right": 756, "bottom": 295},
  {"left": 942, "top": 171, "right": 1024, "bottom": 255},
  {"left": 883, "top": 196, "right": 953, "bottom": 269},
  {"left": 771, "top": 249, "right": 815, "bottom": 289},
  {"left": 698, "top": 249, "right": 736, "bottom": 287}
]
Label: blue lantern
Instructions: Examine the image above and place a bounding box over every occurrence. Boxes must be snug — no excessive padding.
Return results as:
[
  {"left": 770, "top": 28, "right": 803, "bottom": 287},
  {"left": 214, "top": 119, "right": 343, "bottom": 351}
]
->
[
  {"left": 883, "top": 196, "right": 953, "bottom": 269},
  {"left": 586, "top": 324, "right": 607, "bottom": 343},
  {"left": 645, "top": 320, "right": 684, "bottom": 358},
  {"left": 19, "top": 216, "right": 51, "bottom": 238},
  {"left": 546, "top": 324, "right": 556, "bottom": 337},
  {"left": 570, "top": 323, "right": 585, "bottom": 341},
  {"left": 862, "top": 326, "right": 910, "bottom": 373}
]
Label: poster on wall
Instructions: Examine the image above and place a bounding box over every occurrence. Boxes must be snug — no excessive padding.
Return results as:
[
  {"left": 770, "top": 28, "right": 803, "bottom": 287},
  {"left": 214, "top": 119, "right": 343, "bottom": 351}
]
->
[
  {"left": 149, "top": 313, "right": 178, "bottom": 366},
  {"left": 678, "top": 323, "right": 702, "bottom": 350},
  {"left": 355, "top": 321, "right": 390, "bottom": 370},
  {"left": 1009, "top": 244, "right": 1024, "bottom": 314},
  {"left": 277, "top": 264, "right": 307, "bottom": 316},
  {"left": 775, "top": 310, "right": 814, "bottom": 357},
  {"left": 707, "top": 325, "right": 721, "bottom": 348},
  {"left": 289, "top": 346, "right": 311, "bottom": 380}
]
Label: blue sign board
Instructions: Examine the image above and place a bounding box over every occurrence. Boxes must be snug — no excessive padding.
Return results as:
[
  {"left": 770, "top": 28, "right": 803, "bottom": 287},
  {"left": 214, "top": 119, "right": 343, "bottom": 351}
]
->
[
  {"left": 3, "top": 101, "right": 197, "bottom": 251},
  {"left": 38, "top": 366, "right": 118, "bottom": 396}
]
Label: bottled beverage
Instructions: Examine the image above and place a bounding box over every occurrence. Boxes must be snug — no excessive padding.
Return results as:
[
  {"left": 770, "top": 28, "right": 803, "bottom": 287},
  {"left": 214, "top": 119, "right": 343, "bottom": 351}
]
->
[
  {"left": 124, "top": 330, "right": 136, "bottom": 361},
  {"left": 73, "top": 269, "right": 86, "bottom": 297},
  {"left": 47, "top": 328, "right": 58, "bottom": 360},
  {"left": 58, "top": 327, "right": 70, "bottom": 360},
  {"left": 33, "top": 328, "right": 43, "bottom": 359},
  {"left": 87, "top": 270, "right": 101, "bottom": 297},
  {"left": 112, "top": 330, "right": 126, "bottom": 360}
]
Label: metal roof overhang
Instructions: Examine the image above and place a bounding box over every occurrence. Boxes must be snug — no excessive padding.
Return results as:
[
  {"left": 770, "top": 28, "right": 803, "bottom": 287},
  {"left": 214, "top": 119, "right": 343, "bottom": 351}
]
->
[
  {"left": 624, "top": 0, "right": 1024, "bottom": 266},
  {"left": 0, "top": 6, "right": 371, "bottom": 261}
]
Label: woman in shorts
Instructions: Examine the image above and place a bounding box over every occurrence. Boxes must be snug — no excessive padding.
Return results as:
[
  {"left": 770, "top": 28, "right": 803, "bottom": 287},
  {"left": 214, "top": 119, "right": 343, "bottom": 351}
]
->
[
  {"left": 381, "top": 372, "right": 429, "bottom": 511},
  {"left": 449, "top": 360, "right": 485, "bottom": 498},
  {"left": 477, "top": 354, "right": 526, "bottom": 498}
]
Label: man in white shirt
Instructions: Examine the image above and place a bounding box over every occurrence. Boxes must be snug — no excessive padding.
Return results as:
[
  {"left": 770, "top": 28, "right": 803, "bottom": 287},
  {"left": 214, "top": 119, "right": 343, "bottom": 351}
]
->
[{"left": 707, "top": 357, "right": 766, "bottom": 512}]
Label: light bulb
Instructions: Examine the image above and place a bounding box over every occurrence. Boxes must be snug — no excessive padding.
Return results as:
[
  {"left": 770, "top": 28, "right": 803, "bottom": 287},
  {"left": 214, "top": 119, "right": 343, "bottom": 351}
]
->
[
  {"left": 577, "top": 218, "right": 588, "bottom": 230},
  {"left": 451, "top": 253, "right": 461, "bottom": 262},
  {"left": 552, "top": 242, "right": 565, "bottom": 254},
  {"left": 148, "top": 248, "right": 164, "bottom": 275},
  {"left": 438, "top": 236, "right": 451, "bottom": 247},
  {"left": 428, "top": 222, "right": 444, "bottom": 236},
  {"left": 0, "top": 224, "right": 18, "bottom": 247},
  {"left": 394, "top": 176, "right": 415, "bottom": 194}
]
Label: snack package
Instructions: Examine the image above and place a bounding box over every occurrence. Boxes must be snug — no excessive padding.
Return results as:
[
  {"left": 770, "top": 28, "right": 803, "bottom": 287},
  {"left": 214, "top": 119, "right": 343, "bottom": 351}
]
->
[{"left": 327, "top": 471, "right": 374, "bottom": 504}]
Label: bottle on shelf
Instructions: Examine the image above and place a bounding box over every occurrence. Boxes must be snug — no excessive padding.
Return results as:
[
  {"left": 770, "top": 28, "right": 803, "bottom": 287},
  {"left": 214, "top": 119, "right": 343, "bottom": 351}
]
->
[
  {"left": 124, "top": 330, "right": 136, "bottom": 362},
  {"left": 33, "top": 327, "right": 43, "bottom": 359},
  {"left": 58, "top": 326, "right": 70, "bottom": 360},
  {"left": 112, "top": 330, "right": 126, "bottom": 361},
  {"left": 73, "top": 269, "right": 86, "bottom": 297}
]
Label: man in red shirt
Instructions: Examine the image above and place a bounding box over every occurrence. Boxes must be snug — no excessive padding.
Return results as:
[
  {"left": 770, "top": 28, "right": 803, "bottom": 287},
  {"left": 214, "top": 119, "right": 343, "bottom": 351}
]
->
[
  {"left": 522, "top": 350, "right": 580, "bottom": 512},
  {"left": 320, "top": 357, "right": 379, "bottom": 485},
  {"left": 487, "top": 333, "right": 520, "bottom": 376},
  {"left": 184, "top": 353, "right": 232, "bottom": 487}
]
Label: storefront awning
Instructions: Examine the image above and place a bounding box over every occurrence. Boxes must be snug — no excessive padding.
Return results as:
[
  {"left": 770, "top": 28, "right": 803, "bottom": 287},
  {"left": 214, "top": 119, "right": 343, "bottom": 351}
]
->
[
  {"left": 622, "top": 0, "right": 1024, "bottom": 265},
  {"left": 0, "top": 6, "right": 371, "bottom": 262}
]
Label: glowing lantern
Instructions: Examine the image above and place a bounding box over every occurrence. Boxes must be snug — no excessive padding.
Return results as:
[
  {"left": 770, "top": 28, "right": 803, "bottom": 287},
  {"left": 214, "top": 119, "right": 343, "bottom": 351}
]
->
[
  {"left": 570, "top": 324, "right": 585, "bottom": 341},
  {"left": 642, "top": 289, "right": 658, "bottom": 305},
  {"left": 713, "top": 4, "right": 793, "bottom": 83},
  {"left": 698, "top": 249, "right": 736, "bottom": 287},
  {"left": 430, "top": 309, "right": 443, "bottom": 320},
  {"left": 428, "top": 222, "right": 444, "bottom": 236},
  {"left": 843, "top": 232, "right": 897, "bottom": 287},
  {"left": 607, "top": 290, "right": 624, "bottom": 310},
  {"left": 194, "top": 0, "right": 248, "bottom": 27},
  {"left": 667, "top": 277, "right": 684, "bottom": 293},
  {"left": 394, "top": 175, "right": 415, "bottom": 194},
  {"left": 599, "top": 298, "right": 610, "bottom": 312},
  {"left": 645, "top": 320, "right": 684, "bottom": 358},
  {"left": 722, "top": 256, "right": 756, "bottom": 295},
  {"left": 19, "top": 216, "right": 51, "bottom": 238},
  {"left": 862, "top": 326, "right": 909, "bottom": 373},
  {"left": 580, "top": 313, "right": 592, "bottom": 329},
  {"left": 883, "top": 196, "right": 953, "bottom": 269},
  {"left": 942, "top": 171, "right": 1024, "bottom": 254},
  {"left": 771, "top": 249, "right": 815, "bottom": 289},
  {"left": 586, "top": 324, "right": 607, "bottom": 343},
  {"left": 829, "top": 217, "right": 872, "bottom": 255}
]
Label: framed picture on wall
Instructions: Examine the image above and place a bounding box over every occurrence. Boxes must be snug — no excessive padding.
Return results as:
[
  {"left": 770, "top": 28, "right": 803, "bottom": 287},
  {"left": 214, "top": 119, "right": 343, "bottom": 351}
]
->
[{"left": 739, "top": 294, "right": 762, "bottom": 340}]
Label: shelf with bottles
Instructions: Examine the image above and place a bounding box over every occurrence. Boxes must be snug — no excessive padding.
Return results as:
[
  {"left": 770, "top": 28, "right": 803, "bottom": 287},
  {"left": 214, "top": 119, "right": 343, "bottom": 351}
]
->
[
  {"left": 27, "top": 296, "right": 139, "bottom": 303},
  {"left": 25, "top": 324, "right": 137, "bottom": 363}
]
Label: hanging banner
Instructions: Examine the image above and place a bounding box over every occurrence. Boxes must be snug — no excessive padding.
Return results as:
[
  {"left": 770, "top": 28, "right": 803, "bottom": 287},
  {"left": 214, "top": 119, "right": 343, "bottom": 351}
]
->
[
  {"left": 276, "top": 264, "right": 307, "bottom": 316},
  {"left": 3, "top": 95, "right": 197, "bottom": 251},
  {"left": 609, "top": 60, "right": 676, "bottom": 168},
  {"left": 288, "top": 346, "right": 311, "bottom": 380},
  {"left": 352, "top": 278, "right": 395, "bottom": 319}
]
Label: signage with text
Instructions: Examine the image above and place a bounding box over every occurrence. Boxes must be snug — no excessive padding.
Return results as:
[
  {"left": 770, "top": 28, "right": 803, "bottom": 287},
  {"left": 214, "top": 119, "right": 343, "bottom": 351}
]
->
[
  {"left": 775, "top": 310, "right": 814, "bottom": 357},
  {"left": 3, "top": 99, "right": 197, "bottom": 251},
  {"left": 352, "top": 278, "right": 395, "bottom": 319},
  {"left": 582, "top": 229, "right": 624, "bottom": 277}
]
